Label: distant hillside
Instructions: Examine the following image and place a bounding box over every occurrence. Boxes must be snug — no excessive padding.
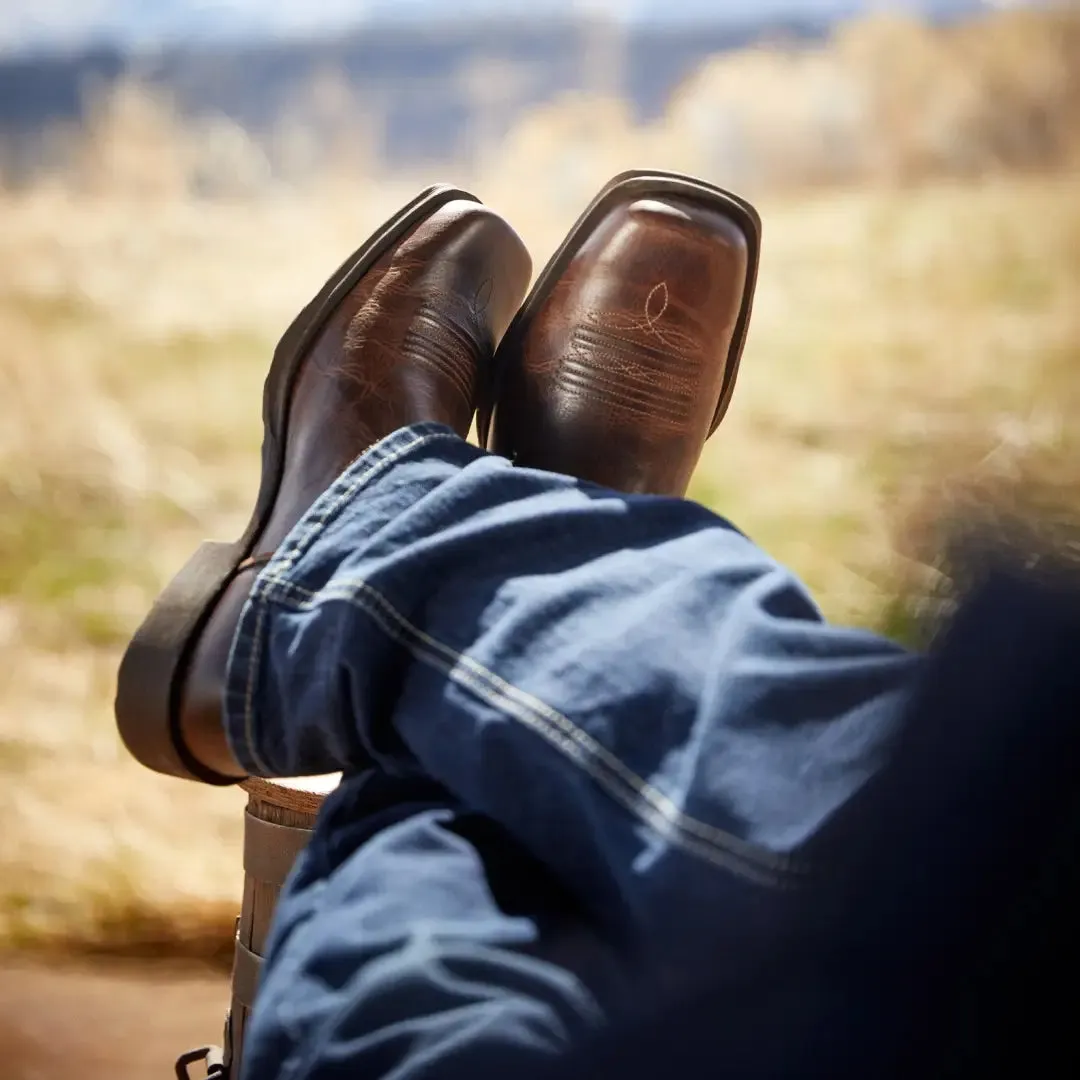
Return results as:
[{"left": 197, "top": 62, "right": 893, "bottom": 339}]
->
[{"left": 0, "top": 11, "right": 945, "bottom": 170}]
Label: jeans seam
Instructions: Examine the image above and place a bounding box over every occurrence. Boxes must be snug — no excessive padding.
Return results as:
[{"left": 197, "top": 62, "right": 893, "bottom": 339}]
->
[
  {"left": 241, "top": 599, "right": 274, "bottom": 775},
  {"left": 234, "top": 427, "right": 463, "bottom": 772},
  {"left": 259, "top": 428, "right": 464, "bottom": 582},
  {"left": 254, "top": 573, "right": 808, "bottom": 887}
]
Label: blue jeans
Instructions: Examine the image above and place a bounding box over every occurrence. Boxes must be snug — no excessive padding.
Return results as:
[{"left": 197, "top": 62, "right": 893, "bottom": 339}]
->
[{"left": 225, "top": 423, "right": 918, "bottom": 1080}]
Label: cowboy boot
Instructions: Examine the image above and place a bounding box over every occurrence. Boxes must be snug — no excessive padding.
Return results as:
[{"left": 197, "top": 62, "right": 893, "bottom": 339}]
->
[
  {"left": 481, "top": 170, "right": 759, "bottom": 497},
  {"left": 116, "top": 185, "right": 532, "bottom": 783}
]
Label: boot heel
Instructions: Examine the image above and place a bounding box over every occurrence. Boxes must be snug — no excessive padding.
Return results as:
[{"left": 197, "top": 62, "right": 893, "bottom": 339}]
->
[{"left": 115, "top": 541, "right": 242, "bottom": 783}]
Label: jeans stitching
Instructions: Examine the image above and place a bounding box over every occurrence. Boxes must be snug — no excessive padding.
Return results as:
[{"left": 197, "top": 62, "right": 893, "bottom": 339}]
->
[
  {"left": 257, "top": 573, "right": 806, "bottom": 885},
  {"left": 237, "top": 427, "right": 461, "bottom": 770},
  {"left": 267, "top": 429, "right": 462, "bottom": 579},
  {"left": 240, "top": 599, "right": 275, "bottom": 775}
]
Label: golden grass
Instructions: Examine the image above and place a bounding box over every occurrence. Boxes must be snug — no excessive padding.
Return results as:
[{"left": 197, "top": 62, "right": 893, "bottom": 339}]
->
[
  {"left": 1, "top": 170, "right": 1076, "bottom": 954},
  {"left": 1, "top": 3, "right": 1078, "bottom": 953}
]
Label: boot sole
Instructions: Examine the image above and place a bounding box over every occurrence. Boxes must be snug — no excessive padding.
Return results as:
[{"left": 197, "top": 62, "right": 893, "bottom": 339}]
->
[
  {"left": 479, "top": 169, "right": 761, "bottom": 447},
  {"left": 115, "top": 184, "right": 479, "bottom": 783}
]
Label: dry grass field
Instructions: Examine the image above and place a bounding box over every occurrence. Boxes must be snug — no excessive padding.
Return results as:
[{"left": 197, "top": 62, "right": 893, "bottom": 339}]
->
[{"left": 0, "top": 7, "right": 1077, "bottom": 959}]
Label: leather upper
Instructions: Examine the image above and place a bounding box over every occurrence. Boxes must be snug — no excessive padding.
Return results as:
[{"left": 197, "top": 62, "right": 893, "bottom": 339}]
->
[{"left": 488, "top": 196, "right": 751, "bottom": 497}]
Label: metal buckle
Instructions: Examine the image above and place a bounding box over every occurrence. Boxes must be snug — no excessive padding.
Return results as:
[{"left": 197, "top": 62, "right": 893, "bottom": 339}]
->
[{"left": 175, "top": 1045, "right": 227, "bottom": 1080}]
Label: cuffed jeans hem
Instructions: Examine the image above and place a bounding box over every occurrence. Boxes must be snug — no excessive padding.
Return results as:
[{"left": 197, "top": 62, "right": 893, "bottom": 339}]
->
[{"left": 223, "top": 421, "right": 477, "bottom": 776}]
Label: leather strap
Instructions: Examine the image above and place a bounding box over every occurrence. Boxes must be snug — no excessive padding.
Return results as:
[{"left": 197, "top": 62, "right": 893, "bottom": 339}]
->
[
  {"left": 243, "top": 809, "right": 312, "bottom": 887},
  {"left": 232, "top": 937, "right": 263, "bottom": 1010}
]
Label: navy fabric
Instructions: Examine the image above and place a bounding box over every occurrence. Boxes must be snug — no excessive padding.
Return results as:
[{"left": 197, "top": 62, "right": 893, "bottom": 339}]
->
[
  {"left": 223, "top": 423, "right": 922, "bottom": 1079},
  {"left": 531, "top": 570, "right": 1080, "bottom": 1079}
]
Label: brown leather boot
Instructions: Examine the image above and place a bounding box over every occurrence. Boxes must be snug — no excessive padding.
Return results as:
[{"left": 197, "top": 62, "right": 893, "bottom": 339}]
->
[
  {"left": 116, "top": 185, "right": 532, "bottom": 784},
  {"left": 480, "top": 171, "right": 760, "bottom": 497}
]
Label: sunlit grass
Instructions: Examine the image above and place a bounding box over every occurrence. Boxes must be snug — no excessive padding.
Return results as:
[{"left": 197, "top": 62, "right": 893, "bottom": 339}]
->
[{"left": 0, "top": 170, "right": 1076, "bottom": 954}]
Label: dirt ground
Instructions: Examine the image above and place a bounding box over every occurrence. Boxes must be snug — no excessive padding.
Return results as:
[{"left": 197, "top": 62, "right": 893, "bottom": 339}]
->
[{"left": 0, "top": 957, "right": 229, "bottom": 1080}]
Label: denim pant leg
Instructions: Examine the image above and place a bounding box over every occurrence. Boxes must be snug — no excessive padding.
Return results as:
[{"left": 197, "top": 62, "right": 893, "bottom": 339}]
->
[
  {"left": 241, "top": 770, "right": 621, "bottom": 1080},
  {"left": 225, "top": 422, "right": 918, "bottom": 974}
]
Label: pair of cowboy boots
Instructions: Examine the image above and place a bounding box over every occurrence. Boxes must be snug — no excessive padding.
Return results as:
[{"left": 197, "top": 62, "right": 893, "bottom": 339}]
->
[{"left": 115, "top": 170, "right": 761, "bottom": 786}]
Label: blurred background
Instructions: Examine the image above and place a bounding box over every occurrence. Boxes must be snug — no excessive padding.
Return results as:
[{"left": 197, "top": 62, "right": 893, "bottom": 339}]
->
[{"left": 0, "top": 0, "right": 1077, "bottom": 1075}]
